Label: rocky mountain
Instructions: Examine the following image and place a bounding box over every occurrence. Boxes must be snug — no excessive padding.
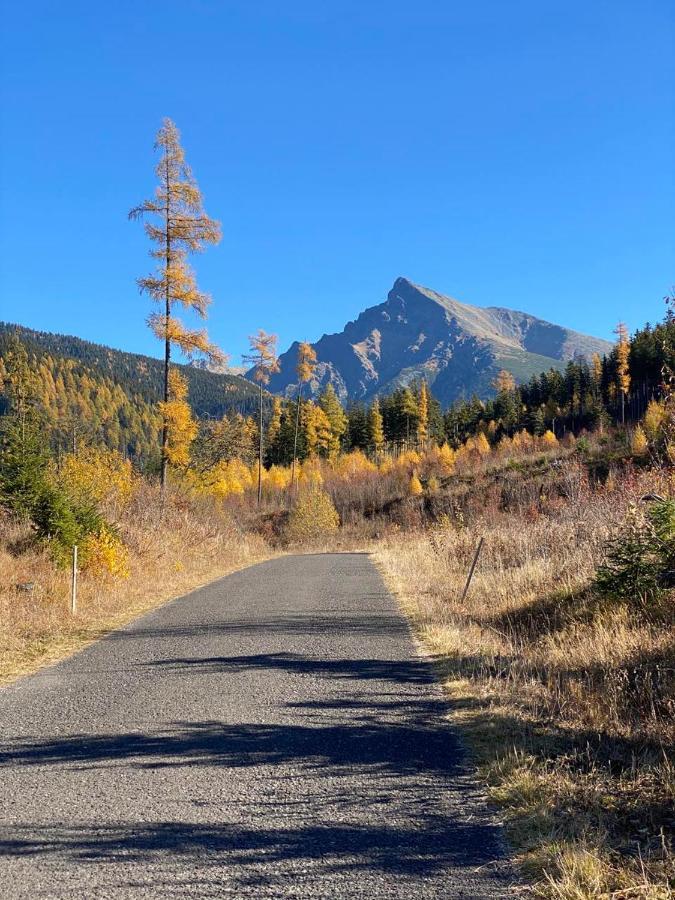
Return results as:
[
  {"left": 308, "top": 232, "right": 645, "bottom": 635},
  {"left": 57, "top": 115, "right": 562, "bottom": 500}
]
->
[{"left": 264, "top": 278, "right": 613, "bottom": 406}]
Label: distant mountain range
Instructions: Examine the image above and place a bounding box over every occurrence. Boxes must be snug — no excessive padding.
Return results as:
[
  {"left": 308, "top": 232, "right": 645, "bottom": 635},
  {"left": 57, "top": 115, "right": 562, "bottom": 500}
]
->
[{"left": 264, "top": 278, "right": 613, "bottom": 406}]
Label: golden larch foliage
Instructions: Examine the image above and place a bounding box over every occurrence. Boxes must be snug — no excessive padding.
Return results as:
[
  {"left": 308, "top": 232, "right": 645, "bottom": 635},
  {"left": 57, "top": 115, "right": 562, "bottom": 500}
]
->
[
  {"left": 296, "top": 342, "right": 317, "bottom": 384},
  {"left": 493, "top": 369, "right": 516, "bottom": 394},
  {"left": 614, "top": 322, "right": 631, "bottom": 401},
  {"left": 417, "top": 381, "right": 429, "bottom": 443},
  {"left": 643, "top": 399, "right": 667, "bottom": 444},
  {"left": 158, "top": 368, "right": 198, "bottom": 468},
  {"left": 368, "top": 398, "right": 385, "bottom": 454},
  {"left": 409, "top": 473, "right": 424, "bottom": 496},
  {"left": 630, "top": 425, "right": 649, "bottom": 456}
]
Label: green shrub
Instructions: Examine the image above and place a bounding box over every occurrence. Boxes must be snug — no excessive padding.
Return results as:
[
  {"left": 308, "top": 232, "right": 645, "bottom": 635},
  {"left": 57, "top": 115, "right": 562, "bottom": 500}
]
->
[
  {"left": 596, "top": 500, "right": 675, "bottom": 603},
  {"left": 31, "top": 483, "right": 108, "bottom": 565}
]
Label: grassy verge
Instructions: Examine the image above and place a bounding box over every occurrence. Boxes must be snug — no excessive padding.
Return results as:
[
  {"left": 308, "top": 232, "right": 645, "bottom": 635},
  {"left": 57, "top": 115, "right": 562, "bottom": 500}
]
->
[
  {"left": 373, "top": 465, "right": 674, "bottom": 899},
  {"left": 0, "top": 483, "right": 273, "bottom": 685}
]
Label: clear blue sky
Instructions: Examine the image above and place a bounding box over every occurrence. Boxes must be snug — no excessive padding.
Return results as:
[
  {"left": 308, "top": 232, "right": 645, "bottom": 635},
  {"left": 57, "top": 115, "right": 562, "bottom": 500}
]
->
[{"left": 1, "top": 1, "right": 673, "bottom": 365}]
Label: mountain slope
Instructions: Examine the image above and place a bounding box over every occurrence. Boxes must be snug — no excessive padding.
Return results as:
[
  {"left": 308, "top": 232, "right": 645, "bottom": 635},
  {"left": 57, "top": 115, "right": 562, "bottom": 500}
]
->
[
  {"left": 0, "top": 323, "right": 260, "bottom": 419},
  {"left": 266, "top": 278, "right": 613, "bottom": 405}
]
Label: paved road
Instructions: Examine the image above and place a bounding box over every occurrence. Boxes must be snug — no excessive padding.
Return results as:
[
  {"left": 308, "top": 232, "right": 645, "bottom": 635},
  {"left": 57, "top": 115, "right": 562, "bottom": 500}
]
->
[{"left": 0, "top": 553, "right": 513, "bottom": 898}]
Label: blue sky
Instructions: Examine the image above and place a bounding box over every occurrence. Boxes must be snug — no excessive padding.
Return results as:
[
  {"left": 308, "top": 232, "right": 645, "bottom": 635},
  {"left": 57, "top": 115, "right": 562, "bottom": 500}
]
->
[{"left": 1, "top": 1, "right": 673, "bottom": 365}]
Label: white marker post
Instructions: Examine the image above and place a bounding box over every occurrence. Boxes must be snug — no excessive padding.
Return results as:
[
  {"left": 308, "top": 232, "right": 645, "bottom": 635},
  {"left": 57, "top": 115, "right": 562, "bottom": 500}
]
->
[{"left": 71, "top": 545, "right": 78, "bottom": 615}]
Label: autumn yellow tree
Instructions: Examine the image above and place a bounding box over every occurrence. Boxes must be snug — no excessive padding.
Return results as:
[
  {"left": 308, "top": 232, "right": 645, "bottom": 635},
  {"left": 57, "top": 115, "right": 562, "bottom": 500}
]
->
[
  {"left": 130, "top": 118, "right": 222, "bottom": 488},
  {"left": 243, "top": 330, "right": 280, "bottom": 504},
  {"left": 292, "top": 342, "right": 317, "bottom": 488},
  {"left": 302, "top": 402, "right": 332, "bottom": 457},
  {"left": 267, "top": 396, "right": 282, "bottom": 449},
  {"left": 158, "top": 369, "right": 198, "bottom": 469},
  {"left": 368, "top": 398, "right": 385, "bottom": 457},
  {"left": 493, "top": 369, "right": 516, "bottom": 394},
  {"left": 417, "top": 381, "right": 429, "bottom": 445},
  {"left": 319, "top": 384, "right": 348, "bottom": 460},
  {"left": 614, "top": 322, "right": 630, "bottom": 425}
]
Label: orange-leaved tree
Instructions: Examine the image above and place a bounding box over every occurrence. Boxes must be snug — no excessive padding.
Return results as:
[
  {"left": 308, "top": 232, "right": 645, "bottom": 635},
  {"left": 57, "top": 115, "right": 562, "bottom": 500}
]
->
[
  {"left": 130, "top": 118, "right": 222, "bottom": 488},
  {"left": 243, "top": 330, "right": 280, "bottom": 504}
]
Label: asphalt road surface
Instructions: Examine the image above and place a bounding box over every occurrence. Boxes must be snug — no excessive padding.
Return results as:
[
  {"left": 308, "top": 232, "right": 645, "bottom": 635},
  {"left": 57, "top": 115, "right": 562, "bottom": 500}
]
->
[{"left": 0, "top": 553, "right": 513, "bottom": 898}]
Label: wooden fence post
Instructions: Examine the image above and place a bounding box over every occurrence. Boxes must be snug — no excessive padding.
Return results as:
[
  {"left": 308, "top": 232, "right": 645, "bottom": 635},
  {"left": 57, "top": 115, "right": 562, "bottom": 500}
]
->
[
  {"left": 460, "top": 537, "right": 484, "bottom": 602},
  {"left": 71, "top": 545, "right": 78, "bottom": 615}
]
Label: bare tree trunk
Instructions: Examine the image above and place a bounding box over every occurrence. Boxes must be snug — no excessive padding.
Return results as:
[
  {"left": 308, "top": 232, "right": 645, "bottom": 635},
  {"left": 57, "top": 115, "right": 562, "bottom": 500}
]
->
[
  {"left": 291, "top": 385, "right": 303, "bottom": 491},
  {"left": 257, "top": 382, "right": 263, "bottom": 506},
  {"left": 160, "top": 155, "right": 171, "bottom": 492}
]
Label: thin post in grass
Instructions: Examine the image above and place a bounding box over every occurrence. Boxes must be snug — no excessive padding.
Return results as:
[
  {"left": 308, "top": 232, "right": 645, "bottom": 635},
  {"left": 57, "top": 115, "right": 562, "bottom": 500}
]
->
[
  {"left": 71, "top": 545, "right": 78, "bottom": 615},
  {"left": 460, "top": 536, "right": 484, "bottom": 603}
]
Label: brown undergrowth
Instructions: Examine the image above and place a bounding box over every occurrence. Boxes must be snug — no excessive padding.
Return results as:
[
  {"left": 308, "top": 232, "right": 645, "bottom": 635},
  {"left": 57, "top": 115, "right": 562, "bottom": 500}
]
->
[
  {"left": 0, "top": 481, "right": 272, "bottom": 684},
  {"left": 374, "top": 461, "right": 674, "bottom": 899}
]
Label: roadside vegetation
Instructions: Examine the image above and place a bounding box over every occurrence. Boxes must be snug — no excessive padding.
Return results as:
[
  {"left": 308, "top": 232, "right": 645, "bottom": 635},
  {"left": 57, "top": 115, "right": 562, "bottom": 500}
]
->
[{"left": 0, "top": 117, "right": 672, "bottom": 898}]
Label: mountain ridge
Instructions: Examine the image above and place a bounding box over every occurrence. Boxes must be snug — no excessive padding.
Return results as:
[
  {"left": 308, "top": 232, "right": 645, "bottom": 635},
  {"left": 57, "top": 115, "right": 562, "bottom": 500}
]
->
[{"left": 264, "top": 277, "right": 613, "bottom": 406}]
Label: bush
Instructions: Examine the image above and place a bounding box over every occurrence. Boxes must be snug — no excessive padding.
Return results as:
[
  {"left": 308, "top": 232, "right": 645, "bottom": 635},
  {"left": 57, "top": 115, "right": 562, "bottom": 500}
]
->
[
  {"left": 596, "top": 499, "right": 675, "bottom": 603},
  {"left": 31, "top": 482, "right": 108, "bottom": 566},
  {"left": 285, "top": 488, "right": 339, "bottom": 543},
  {"left": 57, "top": 447, "right": 136, "bottom": 508},
  {"left": 81, "top": 528, "right": 130, "bottom": 577}
]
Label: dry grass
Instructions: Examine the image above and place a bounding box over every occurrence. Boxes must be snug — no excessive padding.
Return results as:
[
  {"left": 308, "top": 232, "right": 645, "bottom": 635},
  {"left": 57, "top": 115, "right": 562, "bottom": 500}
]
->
[
  {"left": 374, "top": 461, "right": 674, "bottom": 899},
  {"left": 0, "top": 480, "right": 273, "bottom": 684}
]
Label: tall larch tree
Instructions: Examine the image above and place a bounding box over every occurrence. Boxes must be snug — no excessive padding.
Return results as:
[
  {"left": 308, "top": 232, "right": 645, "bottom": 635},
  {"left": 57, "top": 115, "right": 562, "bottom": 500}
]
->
[
  {"left": 615, "top": 322, "right": 631, "bottom": 424},
  {"left": 243, "top": 330, "right": 280, "bottom": 504},
  {"left": 493, "top": 369, "right": 516, "bottom": 394},
  {"left": 266, "top": 396, "right": 282, "bottom": 453},
  {"left": 400, "top": 387, "right": 418, "bottom": 443},
  {"left": 417, "top": 381, "right": 429, "bottom": 445},
  {"left": 292, "top": 342, "right": 317, "bottom": 488},
  {"left": 319, "top": 384, "right": 348, "bottom": 460},
  {"left": 130, "top": 118, "right": 222, "bottom": 489},
  {"left": 368, "top": 398, "right": 385, "bottom": 456}
]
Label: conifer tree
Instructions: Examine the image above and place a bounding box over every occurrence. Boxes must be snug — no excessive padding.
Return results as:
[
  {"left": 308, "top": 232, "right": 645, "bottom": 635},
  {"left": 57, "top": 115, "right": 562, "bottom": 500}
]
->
[
  {"left": 292, "top": 342, "right": 317, "bottom": 488},
  {"left": 243, "top": 330, "right": 280, "bottom": 504},
  {"left": 302, "top": 402, "right": 331, "bottom": 457},
  {"left": 400, "top": 387, "right": 418, "bottom": 444},
  {"left": 417, "top": 381, "right": 429, "bottom": 445},
  {"left": 267, "top": 397, "right": 282, "bottom": 451},
  {"left": 615, "top": 322, "right": 631, "bottom": 424},
  {"left": 130, "top": 118, "right": 222, "bottom": 489},
  {"left": 319, "top": 384, "right": 348, "bottom": 460},
  {"left": 0, "top": 337, "right": 49, "bottom": 515},
  {"left": 157, "top": 368, "right": 197, "bottom": 468},
  {"left": 493, "top": 369, "right": 516, "bottom": 394},
  {"left": 368, "top": 398, "right": 385, "bottom": 456}
]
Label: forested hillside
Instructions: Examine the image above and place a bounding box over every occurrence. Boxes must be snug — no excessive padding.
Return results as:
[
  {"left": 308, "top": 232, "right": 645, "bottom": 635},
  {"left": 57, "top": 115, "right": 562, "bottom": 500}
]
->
[
  {"left": 0, "top": 323, "right": 263, "bottom": 464},
  {"left": 0, "top": 323, "right": 260, "bottom": 417}
]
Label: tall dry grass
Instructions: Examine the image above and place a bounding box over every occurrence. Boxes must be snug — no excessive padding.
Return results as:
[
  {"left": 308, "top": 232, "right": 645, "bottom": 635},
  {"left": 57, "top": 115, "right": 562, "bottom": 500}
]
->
[
  {"left": 374, "top": 459, "right": 674, "bottom": 898},
  {"left": 0, "top": 480, "right": 272, "bottom": 683}
]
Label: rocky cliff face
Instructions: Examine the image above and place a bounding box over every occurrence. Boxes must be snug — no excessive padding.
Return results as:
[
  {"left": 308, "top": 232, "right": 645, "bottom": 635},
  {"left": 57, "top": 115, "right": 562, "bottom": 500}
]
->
[{"left": 264, "top": 278, "right": 612, "bottom": 406}]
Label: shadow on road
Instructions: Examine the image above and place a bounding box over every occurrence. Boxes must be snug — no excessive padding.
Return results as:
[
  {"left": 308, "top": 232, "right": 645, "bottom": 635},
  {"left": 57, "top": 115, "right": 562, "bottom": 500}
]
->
[
  {"left": 0, "top": 815, "right": 504, "bottom": 879},
  {"left": 143, "top": 651, "right": 438, "bottom": 685}
]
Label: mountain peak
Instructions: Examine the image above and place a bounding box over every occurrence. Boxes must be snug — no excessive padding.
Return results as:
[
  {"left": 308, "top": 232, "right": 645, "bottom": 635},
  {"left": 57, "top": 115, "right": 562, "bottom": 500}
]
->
[{"left": 263, "top": 279, "right": 613, "bottom": 405}]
